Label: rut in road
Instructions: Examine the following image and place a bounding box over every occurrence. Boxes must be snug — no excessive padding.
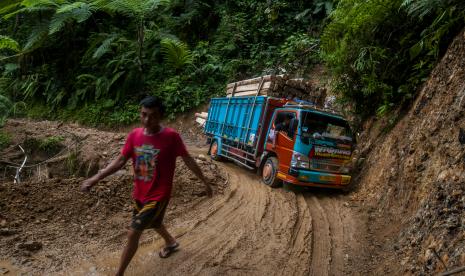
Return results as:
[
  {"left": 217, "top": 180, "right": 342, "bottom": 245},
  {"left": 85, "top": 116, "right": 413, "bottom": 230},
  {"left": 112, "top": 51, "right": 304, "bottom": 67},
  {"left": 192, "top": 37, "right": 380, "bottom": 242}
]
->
[{"left": 70, "top": 162, "right": 364, "bottom": 275}]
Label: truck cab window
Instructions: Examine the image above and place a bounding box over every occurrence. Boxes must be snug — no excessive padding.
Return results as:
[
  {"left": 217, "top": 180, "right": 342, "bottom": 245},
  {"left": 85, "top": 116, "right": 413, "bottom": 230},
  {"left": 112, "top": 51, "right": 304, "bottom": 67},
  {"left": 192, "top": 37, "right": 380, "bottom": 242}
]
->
[
  {"left": 301, "top": 111, "right": 353, "bottom": 142},
  {"left": 274, "top": 112, "right": 296, "bottom": 139}
]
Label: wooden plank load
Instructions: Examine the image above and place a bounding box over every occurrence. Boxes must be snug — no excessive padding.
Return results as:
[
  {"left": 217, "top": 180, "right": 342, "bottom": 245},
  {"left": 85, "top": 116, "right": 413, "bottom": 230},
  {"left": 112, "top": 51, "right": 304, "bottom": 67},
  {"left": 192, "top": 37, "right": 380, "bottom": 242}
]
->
[
  {"left": 194, "top": 112, "right": 208, "bottom": 127},
  {"left": 226, "top": 75, "right": 327, "bottom": 107}
]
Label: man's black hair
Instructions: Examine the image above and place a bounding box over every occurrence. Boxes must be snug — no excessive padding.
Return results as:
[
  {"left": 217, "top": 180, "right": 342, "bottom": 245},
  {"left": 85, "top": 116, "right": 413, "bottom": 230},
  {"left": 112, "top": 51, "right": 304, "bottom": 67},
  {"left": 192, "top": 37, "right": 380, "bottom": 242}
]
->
[
  {"left": 139, "top": 96, "right": 165, "bottom": 116},
  {"left": 285, "top": 113, "right": 294, "bottom": 120}
]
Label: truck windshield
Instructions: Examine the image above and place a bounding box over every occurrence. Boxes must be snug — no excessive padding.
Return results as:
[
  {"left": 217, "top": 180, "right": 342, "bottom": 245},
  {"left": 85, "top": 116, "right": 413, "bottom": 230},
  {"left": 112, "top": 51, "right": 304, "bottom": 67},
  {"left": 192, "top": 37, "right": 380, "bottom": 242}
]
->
[{"left": 300, "top": 111, "right": 353, "bottom": 143}]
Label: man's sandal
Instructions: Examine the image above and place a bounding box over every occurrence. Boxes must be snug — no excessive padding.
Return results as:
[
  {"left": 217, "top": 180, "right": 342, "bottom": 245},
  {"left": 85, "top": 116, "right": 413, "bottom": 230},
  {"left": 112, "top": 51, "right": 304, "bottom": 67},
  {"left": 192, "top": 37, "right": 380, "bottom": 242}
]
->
[{"left": 159, "top": 242, "right": 179, "bottom": 258}]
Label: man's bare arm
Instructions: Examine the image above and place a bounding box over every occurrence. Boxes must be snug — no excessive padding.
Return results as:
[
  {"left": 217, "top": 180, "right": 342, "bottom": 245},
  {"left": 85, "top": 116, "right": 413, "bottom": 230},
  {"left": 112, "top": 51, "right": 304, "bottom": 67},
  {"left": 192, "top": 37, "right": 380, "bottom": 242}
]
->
[
  {"left": 182, "top": 154, "right": 213, "bottom": 197},
  {"left": 80, "top": 154, "right": 128, "bottom": 192}
]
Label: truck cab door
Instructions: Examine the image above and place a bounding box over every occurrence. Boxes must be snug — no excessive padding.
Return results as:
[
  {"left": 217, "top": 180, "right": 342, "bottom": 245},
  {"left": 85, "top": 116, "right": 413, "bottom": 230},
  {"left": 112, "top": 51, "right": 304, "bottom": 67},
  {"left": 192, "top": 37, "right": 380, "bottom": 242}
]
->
[{"left": 266, "top": 111, "right": 298, "bottom": 174}]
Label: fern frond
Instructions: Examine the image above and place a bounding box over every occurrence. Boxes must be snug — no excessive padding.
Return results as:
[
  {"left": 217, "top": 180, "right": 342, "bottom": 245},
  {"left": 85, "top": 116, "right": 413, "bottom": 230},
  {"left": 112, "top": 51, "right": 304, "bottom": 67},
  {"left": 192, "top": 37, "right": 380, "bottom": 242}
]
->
[
  {"left": 402, "top": 0, "right": 443, "bottom": 18},
  {"left": 0, "top": 35, "right": 20, "bottom": 52},
  {"left": 3, "top": 63, "right": 20, "bottom": 75},
  {"left": 23, "top": 21, "right": 49, "bottom": 51},
  {"left": 0, "top": 0, "right": 22, "bottom": 15},
  {"left": 0, "top": 0, "right": 21, "bottom": 9},
  {"left": 58, "top": 1, "right": 93, "bottom": 22},
  {"left": 49, "top": 11, "right": 69, "bottom": 34},
  {"left": 92, "top": 34, "right": 117, "bottom": 59},
  {"left": 49, "top": 2, "right": 93, "bottom": 34},
  {"left": 2, "top": 0, "right": 64, "bottom": 19},
  {"left": 93, "top": 0, "right": 169, "bottom": 18},
  {"left": 160, "top": 38, "right": 193, "bottom": 70},
  {"left": 77, "top": 73, "right": 97, "bottom": 81},
  {"left": 21, "top": 0, "right": 63, "bottom": 8},
  {"left": 144, "top": 27, "right": 160, "bottom": 43},
  {"left": 0, "top": 94, "right": 12, "bottom": 108}
]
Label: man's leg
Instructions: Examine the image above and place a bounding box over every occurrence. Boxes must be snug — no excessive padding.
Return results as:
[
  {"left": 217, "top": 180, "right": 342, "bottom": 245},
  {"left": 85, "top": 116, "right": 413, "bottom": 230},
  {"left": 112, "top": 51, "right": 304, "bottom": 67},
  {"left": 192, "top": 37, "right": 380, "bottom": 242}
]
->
[
  {"left": 155, "top": 223, "right": 177, "bottom": 246},
  {"left": 116, "top": 229, "right": 142, "bottom": 276}
]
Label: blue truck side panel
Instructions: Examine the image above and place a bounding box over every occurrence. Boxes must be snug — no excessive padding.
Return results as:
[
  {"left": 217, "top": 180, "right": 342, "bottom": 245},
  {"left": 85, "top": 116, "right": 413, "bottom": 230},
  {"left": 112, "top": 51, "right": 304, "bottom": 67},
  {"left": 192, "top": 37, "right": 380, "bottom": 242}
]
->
[{"left": 205, "top": 96, "right": 267, "bottom": 148}]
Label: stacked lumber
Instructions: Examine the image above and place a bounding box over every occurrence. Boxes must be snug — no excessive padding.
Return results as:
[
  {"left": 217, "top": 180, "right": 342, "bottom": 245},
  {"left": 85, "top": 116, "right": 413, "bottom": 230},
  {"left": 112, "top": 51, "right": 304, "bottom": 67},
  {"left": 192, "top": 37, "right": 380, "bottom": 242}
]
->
[
  {"left": 226, "top": 75, "right": 326, "bottom": 107},
  {"left": 195, "top": 112, "right": 208, "bottom": 127}
]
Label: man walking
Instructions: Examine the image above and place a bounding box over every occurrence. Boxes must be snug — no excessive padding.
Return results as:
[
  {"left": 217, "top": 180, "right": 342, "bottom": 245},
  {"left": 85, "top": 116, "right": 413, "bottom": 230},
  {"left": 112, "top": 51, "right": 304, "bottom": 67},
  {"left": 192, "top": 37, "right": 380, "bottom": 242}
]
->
[{"left": 81, "top": 96, "right": 212, "bottom": 276}]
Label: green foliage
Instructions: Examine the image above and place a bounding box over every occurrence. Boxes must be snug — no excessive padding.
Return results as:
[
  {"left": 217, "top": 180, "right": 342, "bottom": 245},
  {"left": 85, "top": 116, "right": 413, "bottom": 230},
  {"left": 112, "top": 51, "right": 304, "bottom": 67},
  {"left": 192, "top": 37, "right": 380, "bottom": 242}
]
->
[
  {"left": 0, "top": 0, "right": 22, "bottom": 14},
  {"left": 0, "top": 35, "right": 20, "bottom": 52},
  {"left": 0, "top": 131, "right": 11, "bottom": 150},
  {"left": 160, "top": 38, "right": 193, "bottom": 71},
  {"left": 66, "top": 150, "right": 79, "bottom": 176},
  {"left": 94, "top": 0, "right": 169, "bottom": 18},
  {"left": 22, "top": 135, "right": 63, "bottom": 155},
  {"left": 152, "top": 75, "right": 203, "bottom": 117},
  {"left": 0, "top": 0, "right": 336, "bottom": 125},
  {"left": 38, "top": 135, "right": 64, "bottom": 153},
  {"left": 67, "top": 101, "right": 140, "bottom": 126},
  {"left": 279, "top": 33, "right": 320, "bottom": 75},
  {"left": 0, "top": 94, "right": 12, "bottom": 126},
  {"left": 322, "top": 0, "right": 465, "bottom": 117},
  {"left": 49, "top": 2, "right": 94, "bottom": 35}
]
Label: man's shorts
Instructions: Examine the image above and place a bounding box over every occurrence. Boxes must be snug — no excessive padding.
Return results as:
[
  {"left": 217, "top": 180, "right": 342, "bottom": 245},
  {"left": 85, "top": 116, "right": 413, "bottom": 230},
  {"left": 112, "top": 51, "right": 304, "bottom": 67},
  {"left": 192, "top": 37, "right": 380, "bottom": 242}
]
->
[{"left": 131, "top": 199, "right": 169, "bottom": 231}]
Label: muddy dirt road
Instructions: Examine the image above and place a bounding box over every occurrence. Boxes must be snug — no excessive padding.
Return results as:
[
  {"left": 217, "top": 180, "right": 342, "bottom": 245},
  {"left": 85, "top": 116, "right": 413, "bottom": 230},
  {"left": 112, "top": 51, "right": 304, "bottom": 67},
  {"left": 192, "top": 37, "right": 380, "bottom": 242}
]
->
[
  {"left": 1, "top": 120, "right": 370, "bottom": 275},
  {"left": 65, "top": 149, "right": 369, "bottom": 276}
]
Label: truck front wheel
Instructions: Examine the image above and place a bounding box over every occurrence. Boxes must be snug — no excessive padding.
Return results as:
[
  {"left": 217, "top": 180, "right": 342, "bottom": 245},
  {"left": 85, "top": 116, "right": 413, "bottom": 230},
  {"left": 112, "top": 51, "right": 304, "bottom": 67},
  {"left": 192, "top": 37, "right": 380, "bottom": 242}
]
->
[{"left": 262, "top": 157, "right": 282, "bottom": 188}]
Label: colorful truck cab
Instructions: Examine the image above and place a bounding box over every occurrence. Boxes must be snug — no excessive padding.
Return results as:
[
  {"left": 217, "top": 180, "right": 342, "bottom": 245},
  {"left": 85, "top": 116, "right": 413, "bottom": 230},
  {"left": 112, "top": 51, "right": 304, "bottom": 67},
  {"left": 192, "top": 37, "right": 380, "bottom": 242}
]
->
[{"left": 204, "top": 96, "right": 354, "bottom": 189}]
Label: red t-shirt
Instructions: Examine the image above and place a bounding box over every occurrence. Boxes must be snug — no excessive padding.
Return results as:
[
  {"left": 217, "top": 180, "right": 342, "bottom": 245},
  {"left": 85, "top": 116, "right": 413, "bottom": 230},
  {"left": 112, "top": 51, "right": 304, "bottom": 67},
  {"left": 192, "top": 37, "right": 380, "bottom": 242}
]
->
[{"left": 121, "top": 127, "right": 188, "bottom": 202}]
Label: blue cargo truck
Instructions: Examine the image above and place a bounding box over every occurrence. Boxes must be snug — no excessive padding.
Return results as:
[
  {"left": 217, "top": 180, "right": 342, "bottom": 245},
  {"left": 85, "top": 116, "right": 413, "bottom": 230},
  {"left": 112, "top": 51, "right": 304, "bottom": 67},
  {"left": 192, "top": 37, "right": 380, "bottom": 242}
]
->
[{"left": 204, "top": 95, "right": 355, "bottom": 189}]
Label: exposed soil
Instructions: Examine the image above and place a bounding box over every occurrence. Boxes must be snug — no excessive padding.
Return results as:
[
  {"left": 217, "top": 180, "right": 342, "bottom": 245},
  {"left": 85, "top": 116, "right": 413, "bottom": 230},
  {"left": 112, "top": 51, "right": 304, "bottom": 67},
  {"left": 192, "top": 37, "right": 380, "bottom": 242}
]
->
[
  {"left": 350, "top": 29, "right": 465, "bottom": 275},
  {"left": 0, "top": 118, "right": 370, "bottom": 275},
  {"left": 0, "top": 119, "right": 226, "bottom": 275},
  {"left": 62, "top": 162, "right": 370, "bottom": 276}
]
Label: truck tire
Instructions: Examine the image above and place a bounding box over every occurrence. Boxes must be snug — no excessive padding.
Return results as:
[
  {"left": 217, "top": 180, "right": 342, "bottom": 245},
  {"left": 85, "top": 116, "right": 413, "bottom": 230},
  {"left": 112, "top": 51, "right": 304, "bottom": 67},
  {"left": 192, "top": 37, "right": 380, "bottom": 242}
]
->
[
  {"left": 262, "top": 157, "right": 282, "bottom": 188},
  {"left": 209, "top": 140, "right": 222, "bottom": 161}
]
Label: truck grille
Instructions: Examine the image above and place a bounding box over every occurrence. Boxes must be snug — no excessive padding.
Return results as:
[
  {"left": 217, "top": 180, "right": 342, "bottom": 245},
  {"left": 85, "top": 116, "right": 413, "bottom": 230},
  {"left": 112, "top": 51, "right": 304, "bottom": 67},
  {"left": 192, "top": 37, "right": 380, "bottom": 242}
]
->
[{"left": 310, "top": 159, "right": 342, "bottom": 173}]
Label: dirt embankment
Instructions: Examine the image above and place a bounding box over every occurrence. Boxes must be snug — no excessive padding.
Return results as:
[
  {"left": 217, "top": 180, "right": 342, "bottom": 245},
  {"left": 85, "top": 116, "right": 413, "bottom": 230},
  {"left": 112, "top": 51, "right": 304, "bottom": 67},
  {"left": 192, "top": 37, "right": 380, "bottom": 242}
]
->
[
  {"left": 352, "top": 29, "right": 465, "bottom": 275},
  {"left": 0, "top": 120, "right": 226, "bottom": 274}
]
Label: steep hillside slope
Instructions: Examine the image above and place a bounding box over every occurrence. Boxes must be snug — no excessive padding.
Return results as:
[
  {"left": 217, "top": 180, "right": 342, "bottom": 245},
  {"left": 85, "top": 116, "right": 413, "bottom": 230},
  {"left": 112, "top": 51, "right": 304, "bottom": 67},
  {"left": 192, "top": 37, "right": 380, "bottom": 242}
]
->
[{"left": 354, "top": 29, "right": 465, "bottom": 275}]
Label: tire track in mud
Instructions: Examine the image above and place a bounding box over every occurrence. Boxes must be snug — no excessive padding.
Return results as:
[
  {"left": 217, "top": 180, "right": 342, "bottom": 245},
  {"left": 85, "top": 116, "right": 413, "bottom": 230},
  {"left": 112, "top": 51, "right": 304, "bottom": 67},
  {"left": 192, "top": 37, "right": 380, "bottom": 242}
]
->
[
  {"left": 307, "top": 195, "right": 332, "bottom": 276},
  {"left": 66, "top": 160, "right": 364, "bottom": 276}
]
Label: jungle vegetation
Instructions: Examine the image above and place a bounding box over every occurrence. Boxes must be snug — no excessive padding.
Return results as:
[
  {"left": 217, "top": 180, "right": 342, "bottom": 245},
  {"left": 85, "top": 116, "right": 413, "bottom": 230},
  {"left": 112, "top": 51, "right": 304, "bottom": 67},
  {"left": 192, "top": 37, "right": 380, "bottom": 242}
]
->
[{"left": 0, "top": 0, "right": 464, "bottom": 125}]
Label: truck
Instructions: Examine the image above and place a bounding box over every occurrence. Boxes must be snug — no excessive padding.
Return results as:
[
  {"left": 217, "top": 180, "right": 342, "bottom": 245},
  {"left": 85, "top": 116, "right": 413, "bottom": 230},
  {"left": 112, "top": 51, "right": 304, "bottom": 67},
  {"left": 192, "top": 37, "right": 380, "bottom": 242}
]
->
[{"left": 204, "top": 94, "right": 355, "bottom": 189}]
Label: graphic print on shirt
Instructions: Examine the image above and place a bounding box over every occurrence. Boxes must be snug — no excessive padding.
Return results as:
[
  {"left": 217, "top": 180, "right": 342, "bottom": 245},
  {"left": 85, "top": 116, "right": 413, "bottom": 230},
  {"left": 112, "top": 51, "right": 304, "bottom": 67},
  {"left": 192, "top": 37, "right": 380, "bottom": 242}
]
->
[{"left": 134, "top": 144, "right": 160, "bottom": 182}]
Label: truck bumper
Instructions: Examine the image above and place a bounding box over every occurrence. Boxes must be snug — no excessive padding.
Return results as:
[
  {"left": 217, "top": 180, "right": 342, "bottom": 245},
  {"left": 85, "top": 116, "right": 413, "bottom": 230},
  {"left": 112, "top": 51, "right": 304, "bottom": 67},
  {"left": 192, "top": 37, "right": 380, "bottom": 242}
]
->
[{"left": 277, "top": 169, "right": 351, "bottom": 189}]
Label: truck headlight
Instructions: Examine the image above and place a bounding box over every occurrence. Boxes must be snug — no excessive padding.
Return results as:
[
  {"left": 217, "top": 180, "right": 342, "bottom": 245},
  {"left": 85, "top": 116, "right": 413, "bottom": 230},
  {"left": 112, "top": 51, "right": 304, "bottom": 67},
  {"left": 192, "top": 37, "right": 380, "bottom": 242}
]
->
[{"left": 291, "top": 152, "right": 310, "bottom": 169}]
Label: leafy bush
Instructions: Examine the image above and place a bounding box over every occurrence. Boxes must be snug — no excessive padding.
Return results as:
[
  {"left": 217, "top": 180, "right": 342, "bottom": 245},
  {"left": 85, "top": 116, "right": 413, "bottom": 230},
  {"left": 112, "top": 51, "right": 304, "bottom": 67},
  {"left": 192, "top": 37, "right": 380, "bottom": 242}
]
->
[
  {"left": 67, "top": 101, "right": 140, "bottom": 127},
  {"left": 0, "top": 131, "right": 11, "bottom": 150},
  {"left": 22, "top": 135, "right": 64, "bottom": 155},
  {"left": 38, "top": 136, "right": 64, "bottom": 153},
  {"left": 0, "top": 0, "right": 335, "bottom": 124},
  {"left": 321, "top": 0, "right": 465, "bottom": 117},
  {"left": 279, "top": 33, "right": 320, "bottom": 75},
  {"left": 0, "top": 94, "right": 12, "bottom": 126}
]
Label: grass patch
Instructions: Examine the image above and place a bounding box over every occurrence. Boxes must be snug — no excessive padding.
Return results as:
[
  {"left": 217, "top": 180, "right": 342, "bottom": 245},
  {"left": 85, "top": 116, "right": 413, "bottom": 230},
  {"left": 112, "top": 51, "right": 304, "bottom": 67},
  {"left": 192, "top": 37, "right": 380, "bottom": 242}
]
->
[
  {"left": 0, "top": 131, "right": 11, "bottom": 150},
  {"left": 38, "top": 136, "right": 65, "bottom": 153}
]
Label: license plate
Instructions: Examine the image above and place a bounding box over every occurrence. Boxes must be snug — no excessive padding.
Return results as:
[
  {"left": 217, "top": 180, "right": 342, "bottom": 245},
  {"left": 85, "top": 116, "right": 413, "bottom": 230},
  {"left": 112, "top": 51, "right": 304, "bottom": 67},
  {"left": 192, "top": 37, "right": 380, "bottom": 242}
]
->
[{"left": 319, "top": 175, "right": 336, "bottom": 182}]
